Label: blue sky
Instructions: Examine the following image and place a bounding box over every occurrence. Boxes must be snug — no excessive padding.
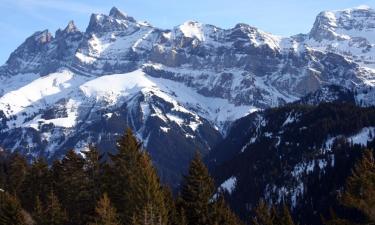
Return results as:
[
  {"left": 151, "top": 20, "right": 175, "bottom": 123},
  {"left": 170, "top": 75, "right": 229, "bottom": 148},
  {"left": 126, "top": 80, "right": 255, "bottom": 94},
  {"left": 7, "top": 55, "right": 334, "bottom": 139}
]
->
[{"left": 1, "top": 0, "right": 374, "bottom": 65}]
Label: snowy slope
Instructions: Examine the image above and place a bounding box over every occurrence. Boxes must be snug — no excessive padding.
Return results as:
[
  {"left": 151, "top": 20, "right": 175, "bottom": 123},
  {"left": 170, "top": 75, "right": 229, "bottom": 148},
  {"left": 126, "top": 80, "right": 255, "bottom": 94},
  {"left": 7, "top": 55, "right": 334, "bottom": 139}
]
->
[{"left": 1, "top": 6, "right": 375, "bottom": 186}]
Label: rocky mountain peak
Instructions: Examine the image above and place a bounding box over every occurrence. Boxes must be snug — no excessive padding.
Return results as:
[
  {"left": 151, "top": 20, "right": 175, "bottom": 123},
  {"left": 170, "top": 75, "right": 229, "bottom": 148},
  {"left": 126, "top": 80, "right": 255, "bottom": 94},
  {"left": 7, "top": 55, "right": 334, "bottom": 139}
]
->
[
  {"left": 109, "top": 6, "right": 136, "bottom": 22},
  {"left": 86, "top": 8, "right": 140, "bottom": 34},
  {"left": 32, "top": 30, "right": 53, "bottom": 44},
  {"left": 64, "top": 20, "right": 79, "bottom": 33},
  {"left": 310, "top": 6, "right": 375, "bottom": 41},
  {"left": 55, "top": 20, "right": 80, "bottom": 38}
]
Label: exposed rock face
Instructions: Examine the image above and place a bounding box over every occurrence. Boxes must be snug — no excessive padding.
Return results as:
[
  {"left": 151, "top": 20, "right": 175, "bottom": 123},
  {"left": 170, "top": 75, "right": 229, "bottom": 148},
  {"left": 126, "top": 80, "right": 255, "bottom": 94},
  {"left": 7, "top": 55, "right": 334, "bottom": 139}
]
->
[{"left": 0, "top": 6, "right": 375, "bottom": 186}]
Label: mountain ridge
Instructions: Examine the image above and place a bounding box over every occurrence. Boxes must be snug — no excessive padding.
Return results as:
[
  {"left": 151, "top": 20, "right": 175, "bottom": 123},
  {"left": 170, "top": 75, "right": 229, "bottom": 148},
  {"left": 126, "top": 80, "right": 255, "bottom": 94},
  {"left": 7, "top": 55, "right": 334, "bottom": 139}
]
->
[{"left": 0, "top": 6, "right": 375, "bottom": 187}]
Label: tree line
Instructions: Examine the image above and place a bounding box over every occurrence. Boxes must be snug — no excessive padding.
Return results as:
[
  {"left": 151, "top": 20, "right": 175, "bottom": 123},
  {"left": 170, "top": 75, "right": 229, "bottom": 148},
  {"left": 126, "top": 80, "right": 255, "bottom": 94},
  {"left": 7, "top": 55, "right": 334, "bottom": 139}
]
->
[
  {"left": 0, "top": 128, "right": 242, "bottom": 225},
  {"left": 0, "top": 128, "right": 374, "bottom": 225}
]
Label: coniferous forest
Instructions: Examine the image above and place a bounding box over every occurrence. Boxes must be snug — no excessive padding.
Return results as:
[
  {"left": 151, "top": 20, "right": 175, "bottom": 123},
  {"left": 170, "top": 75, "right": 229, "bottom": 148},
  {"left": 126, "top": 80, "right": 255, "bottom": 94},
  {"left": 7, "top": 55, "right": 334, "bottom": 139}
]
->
[
  {"left": 0, "top": 124, "right": 374, "bottom": 225},
  {"left": 0, "top": 128, "right": 243, "bottom": 225}
]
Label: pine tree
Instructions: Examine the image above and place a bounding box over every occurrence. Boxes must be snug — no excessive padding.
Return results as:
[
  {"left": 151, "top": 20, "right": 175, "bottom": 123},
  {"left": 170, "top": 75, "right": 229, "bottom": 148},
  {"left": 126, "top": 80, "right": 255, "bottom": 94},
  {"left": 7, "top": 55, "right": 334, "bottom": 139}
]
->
[
  {"left": 41, "top": 191, "right": 68, "bottom": 225},
  {"left": 0, "top": 191, "right": 26, "bottom": 225},
  {"left": 107, "top": 128, "right": 168, "bottom": 224},
  {"left": 275, "top": 205, "right": 294, "bottom": 225},
  {"left": 91, "top": 193, "right": 120, "bottom": 225},
  {"left": 324, "top": 149, "right": 375, "bottom": 225},
  {"left": 252, "top": 199, "right": 274, "bottom": 225},
  {"left": 212, "top": 193, "right": 243, "bottom": 225},
  {"left": 20, "top": 158, "right": 51, "bottom": 211},
  {"left": 163, "top": 187, "right": 182, "bottom": 225},
  {"left": 180, "top": 152, "right": 215, "bottom": 225},
  {"left": 52, "top": 149, "right": 91, "bottom": 225},
  {"left": 340, "top": 149, "right": 375, "bottom": 223},
  {"left": 7, "top": 153, "right": 28, "bottom": 196},
  {"left": 84, "top": 145, "right": 104, "bottom": 217},
  {"left": 132, "top": 153, "right": 168, "bottom": 225}
]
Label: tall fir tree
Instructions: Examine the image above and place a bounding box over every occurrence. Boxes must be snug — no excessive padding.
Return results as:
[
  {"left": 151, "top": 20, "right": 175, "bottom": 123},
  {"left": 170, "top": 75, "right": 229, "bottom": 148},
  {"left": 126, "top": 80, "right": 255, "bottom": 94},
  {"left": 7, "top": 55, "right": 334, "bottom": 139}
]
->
[
  {"left": 83, "top": 145, "right": 104, "bottom": 217},
  {"left": 52, "top": 149, "right": 91, "bottom": 225},
  {"left": 33, "top": 191, "right": 68, "bottom": 225},
  {"left": 91, "top": 193, "right": 120, "bottom": 225},
  {"left": 324, "top": 149, "right": 375, "bottom": 225},
  {"left": 341, "top": 149, "right": 375, "bottom": 224},
  {"left": 212, "top": 193, "right": 243, "bottom": 225},
  {"left": 7, "top": 153, "right": 28, "bottom": 196},
  {"left": 107, "top": 128, "right": 168, "bottom": 225},
  {"left": 252, "top": 200, "right": 274, "bottom": 225},
  {"left": 275, "top": 205, "right": 295, "bottom": 225},
  {"left": 180, "top": 152, "right": 215, "bottom": 225},
  {"left": 20, "top": 158, "right": 51, "bottom": 212}
]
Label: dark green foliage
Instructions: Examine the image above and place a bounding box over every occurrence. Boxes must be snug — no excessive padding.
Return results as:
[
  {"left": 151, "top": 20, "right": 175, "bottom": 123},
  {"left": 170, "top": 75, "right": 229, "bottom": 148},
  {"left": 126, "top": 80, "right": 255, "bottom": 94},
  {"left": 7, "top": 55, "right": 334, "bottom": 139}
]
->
[
  {"left": 252, "top": 200, "right": 295, "bottom": 225},
  {"left": 0, "top": 128, "right": 245, "bottom": 225},
  {"left": 252, "top": 200, "right": 274, "bottom": 225},
  {"left": 180, "top": 152, "right": 215, "bottom": 225},
  {"left": 20, "top": 158, "right": 51, "bottom": 211},
  {"left": 325, "top": 149, "right": 375, "bottom": 225},
  {"left": 0, "top": 191, "right": 26, "bottom": 225},
  {"left": 52, "top": 150, "right": 91, "bottom": 225},
  {"left": 91, "top": 193, "right": 120, "bottom": 225},
  {"left": 7, "top": 153, "right": 28, "bottom": 196},
  {"left": 276, "top": 205, "right": 295, "bottom": 225},
  {"left": 33, "top": 191, "right": 67, "bottom": 225},
  {"left": 106, "top": 128, "right": 168, "bottom": 224},
  {"left": 212, "top": 193, "right": 243, "bottom": 225},
  {"left": 180, "top": 153, "right": 242, "bottom": 225}
]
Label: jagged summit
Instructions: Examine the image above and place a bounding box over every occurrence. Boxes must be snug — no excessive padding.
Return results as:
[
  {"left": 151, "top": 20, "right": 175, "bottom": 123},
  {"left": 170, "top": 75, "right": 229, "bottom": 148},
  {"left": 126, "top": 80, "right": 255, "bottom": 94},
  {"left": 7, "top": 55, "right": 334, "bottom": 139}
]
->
[
  {"left": 109, "top": 6, "right": 136, "bottom": 22},
  {"left": 64, "top": 20, "right": 79, "bottom": 33},
  {"left": 85, "top": 7, "right": 140, "bottom": 34}
]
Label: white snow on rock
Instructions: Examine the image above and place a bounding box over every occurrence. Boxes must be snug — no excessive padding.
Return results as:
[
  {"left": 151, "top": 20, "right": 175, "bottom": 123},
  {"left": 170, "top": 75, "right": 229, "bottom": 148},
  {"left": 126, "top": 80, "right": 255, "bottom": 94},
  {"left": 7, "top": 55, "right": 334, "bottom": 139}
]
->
[
  {"left": 348, "top": 127, "right": 375, "bottom": 145},
  {"left": 219, "top": 176, "right": 237, "bottom": 194},
  {"left": 179, "top": 21, "right": 205, "bottom": 41}
]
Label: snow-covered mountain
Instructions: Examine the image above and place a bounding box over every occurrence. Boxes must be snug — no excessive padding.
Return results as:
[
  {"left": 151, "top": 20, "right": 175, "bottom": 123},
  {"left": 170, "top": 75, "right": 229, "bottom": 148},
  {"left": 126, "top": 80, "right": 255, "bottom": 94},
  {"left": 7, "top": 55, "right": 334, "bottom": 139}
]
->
[{"left": 1, "top": 6, "right": 375, "bottom": 185}]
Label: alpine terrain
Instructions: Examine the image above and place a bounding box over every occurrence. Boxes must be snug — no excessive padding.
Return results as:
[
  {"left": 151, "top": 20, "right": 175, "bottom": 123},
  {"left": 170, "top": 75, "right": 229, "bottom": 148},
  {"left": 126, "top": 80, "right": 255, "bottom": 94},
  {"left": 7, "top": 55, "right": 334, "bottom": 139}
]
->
[{"left": 1, "top": 5, "right": 375, "bottom": 189}]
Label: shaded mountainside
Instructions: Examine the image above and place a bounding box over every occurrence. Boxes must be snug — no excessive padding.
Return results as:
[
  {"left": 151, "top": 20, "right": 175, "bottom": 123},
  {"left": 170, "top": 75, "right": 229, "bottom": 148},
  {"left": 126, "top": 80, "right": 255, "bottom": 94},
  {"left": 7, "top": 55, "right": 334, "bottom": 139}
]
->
[
  {"left": 209, "top": 102, "right": 375, "bottom": 224},
  {"left": 1, "top": 6, "right": 375, "bottom": 187}
]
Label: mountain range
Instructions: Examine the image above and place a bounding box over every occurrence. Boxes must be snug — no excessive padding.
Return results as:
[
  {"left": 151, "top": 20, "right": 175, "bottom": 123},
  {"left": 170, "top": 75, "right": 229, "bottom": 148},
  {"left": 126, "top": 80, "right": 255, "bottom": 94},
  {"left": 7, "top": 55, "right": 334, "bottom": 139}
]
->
[{"left": 1, "top": 5, "right": 375, "bottom": 188}]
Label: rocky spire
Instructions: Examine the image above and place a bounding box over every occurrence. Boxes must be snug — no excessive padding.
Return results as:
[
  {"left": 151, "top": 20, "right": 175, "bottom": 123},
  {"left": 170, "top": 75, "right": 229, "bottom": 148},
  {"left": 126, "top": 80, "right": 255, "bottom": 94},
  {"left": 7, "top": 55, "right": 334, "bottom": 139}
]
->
[
  {"left": 63, "top": 20, "right": 79, "bottom": 33},
  {"left": 109, "top": 7, "right": 136, "bottom": 22}
]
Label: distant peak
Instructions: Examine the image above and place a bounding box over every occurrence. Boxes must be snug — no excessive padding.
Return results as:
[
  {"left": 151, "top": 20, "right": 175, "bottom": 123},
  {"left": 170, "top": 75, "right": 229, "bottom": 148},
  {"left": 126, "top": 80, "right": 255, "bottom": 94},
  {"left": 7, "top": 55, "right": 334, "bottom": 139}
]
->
[
  {"left": 109, "top": 6, "right": 136, "bottom": 22},
  {"left": 64, "top": 20, "right": 79, "bottom": 33},
  {"left": 29, "top": 30, "right": 52, "bottom": 44}
]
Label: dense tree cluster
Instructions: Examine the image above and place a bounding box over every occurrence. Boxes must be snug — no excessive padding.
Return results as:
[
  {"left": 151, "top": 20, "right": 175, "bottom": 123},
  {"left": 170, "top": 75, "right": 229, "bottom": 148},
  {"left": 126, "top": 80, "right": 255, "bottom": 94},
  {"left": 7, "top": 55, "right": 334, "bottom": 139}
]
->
[{"left": 0, "top": 128, "right": 241, "bottom": 225}]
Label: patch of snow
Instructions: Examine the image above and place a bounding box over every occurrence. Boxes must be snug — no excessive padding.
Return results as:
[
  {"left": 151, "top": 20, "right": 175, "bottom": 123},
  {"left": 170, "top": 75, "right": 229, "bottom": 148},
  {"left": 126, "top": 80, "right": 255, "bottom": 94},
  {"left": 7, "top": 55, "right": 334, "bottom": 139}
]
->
[
  {"left": 160, "top": 126, "right": 170, "bottom": 133},
  {"left": 179, "top": 21, "right": 205, "bottom": 41},
  {"left": 219, "top": 176, "right": 237, "bottom": 194}
]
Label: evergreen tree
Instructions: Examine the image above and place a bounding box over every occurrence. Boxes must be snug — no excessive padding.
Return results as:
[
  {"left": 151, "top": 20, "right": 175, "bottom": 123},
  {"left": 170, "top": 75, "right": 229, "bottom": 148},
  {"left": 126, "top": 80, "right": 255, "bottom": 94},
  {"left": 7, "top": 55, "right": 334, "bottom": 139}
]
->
[
  {"left": 91, "top": 193, "right": 120, "bottom": 225},
  {"left": 52, "top": 150, "right": 91, "bottom": 225},
  {"left": 7, "top": 153, "right": 28, "bottom": 196},
  {"left": 252, "top": 200, "right": 274, "bottom": 225},
  {"left": 163, "top": 187, "right": 182, "bottom": 225},
  {"left": 38, "top": 191, "right": 68, "bottom": 225},
  {"left": 180, "top": 152, "right": 215, "bottom": 225},
  {"left": 107, "top": 128, "right": 168, "bottom": 224},
  {"left": 0, "top": 191, "right": 26, "bottom": 225},
  {"left": 341, "top": 149, "right": 375, "bottom": 223},
  {"left": 132, "top": 153, "right": 168, "bottom": 225},
  {"left": 275, "top": 205, "right": 295, "bottom": 225},
  {"left": 212, "top": 193, "right": 243, "bottom": 225},
  {"left": 324, "top": 149, "right": 375, "bottom": 225},
  {"left": 20, "top": 158, "right": 51, "bottom": 211},
  {"left": 83, "top": 145, "right": 104, "bottom": 218}
]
